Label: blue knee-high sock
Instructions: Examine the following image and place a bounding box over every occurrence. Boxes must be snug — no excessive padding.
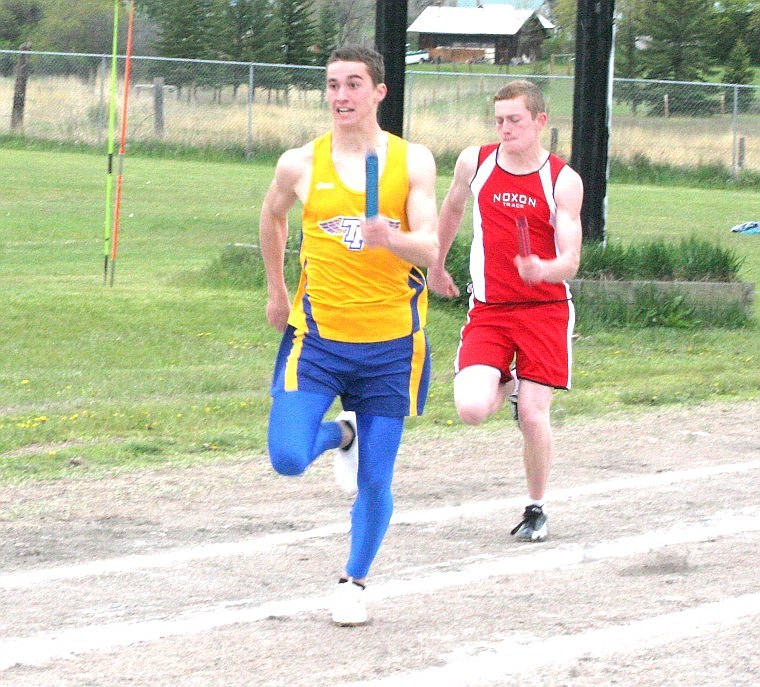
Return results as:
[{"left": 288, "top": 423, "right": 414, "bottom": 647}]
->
[
  {"left": 345, "top": 415, "right": 404, "bottom": 579},
  {"left": 268, "top": 391, "right": 341, "bottom": 476}
]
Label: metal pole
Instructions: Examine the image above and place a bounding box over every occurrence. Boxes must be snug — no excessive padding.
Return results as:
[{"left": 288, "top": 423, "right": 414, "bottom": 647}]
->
[
  {"left": 247, "top": 63, "right": 254, "bottom": 160},
  {"left": 98, "top": 56, "right": 106, "bottom": 144},
  {"left": 731, "top": 85, "right": 739, "bottom": 176},
  {"left": 404, "top": 71, "right": 413, "bottom": 140}
]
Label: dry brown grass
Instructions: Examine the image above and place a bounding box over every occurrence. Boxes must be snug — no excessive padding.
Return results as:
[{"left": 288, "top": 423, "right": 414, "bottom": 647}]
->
[{"left": 1, "top": 74, "right": 757, "bottom": 170}]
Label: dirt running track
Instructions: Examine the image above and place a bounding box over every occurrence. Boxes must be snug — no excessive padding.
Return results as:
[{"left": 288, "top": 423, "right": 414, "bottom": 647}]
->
[{"left": 1, "top": 401, "right": 759, "bottom": 687}]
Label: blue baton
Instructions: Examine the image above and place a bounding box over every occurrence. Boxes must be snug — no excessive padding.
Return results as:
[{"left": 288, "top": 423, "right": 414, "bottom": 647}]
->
[{"left": 365, "top": 149, "right": 379, "bottom": 219}]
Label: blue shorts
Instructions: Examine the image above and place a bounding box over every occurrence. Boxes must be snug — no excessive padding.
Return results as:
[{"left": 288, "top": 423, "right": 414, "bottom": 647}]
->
[{"left": 271, "top": 325, "right": 431, "bottom": 417}]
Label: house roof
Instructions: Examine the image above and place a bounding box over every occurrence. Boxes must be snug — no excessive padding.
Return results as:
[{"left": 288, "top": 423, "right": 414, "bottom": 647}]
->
[
  {"left": 407, "top": 6, "right": 548, "bottom": 36},
  {"left": 456, "top": 0, "right": 544, "bottom": 8}
]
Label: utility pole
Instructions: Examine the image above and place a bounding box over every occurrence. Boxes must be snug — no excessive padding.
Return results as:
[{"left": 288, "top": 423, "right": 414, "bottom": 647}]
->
[
  {"left": 571, "top": 0, "right": 615, "bottom": 244},
  {"left": 374, "top": 0, "right": 408, "bottom": 137}
]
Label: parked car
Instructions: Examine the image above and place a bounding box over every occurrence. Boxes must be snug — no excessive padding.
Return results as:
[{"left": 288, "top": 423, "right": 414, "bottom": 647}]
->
[{"left": 405, "top": 50, "right": 429, "bottom": 65}]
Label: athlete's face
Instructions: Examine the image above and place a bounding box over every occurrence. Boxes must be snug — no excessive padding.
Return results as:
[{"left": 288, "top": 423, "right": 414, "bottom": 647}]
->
[
  {"left": 325, "top": 61, "right": 387, "bottom": 127},
  {"left": 494, "top": 96, "right": 546, "bottom": 154}
]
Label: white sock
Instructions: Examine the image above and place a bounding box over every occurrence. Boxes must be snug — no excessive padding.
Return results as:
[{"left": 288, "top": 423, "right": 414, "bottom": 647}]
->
[{"left": 528, "top": 498, "right": 544, "bottom": 509}]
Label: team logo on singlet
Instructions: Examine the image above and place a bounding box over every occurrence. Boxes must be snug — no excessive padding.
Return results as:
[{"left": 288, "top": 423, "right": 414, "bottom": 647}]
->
[
  {"left": 318, "top": 217, "right": 402, "bottom": 251},
  {"left": 493, "top": 192, "right": 538, "bottom": 209}
]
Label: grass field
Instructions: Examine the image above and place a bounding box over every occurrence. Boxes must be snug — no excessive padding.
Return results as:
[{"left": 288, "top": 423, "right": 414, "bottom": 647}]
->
[{"left": 0, "top": 147, "right": 758, "bottom": 482}]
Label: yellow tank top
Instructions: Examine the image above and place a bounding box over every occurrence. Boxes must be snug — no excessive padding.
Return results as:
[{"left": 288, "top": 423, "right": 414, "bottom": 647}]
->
[{"left": 288, "top": 132, "right": 428, "bottom": 343}]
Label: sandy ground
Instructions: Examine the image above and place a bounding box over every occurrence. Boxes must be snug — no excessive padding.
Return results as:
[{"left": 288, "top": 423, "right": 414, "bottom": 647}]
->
[{"left": 1, "top": 401, "right": 759, "bottom": 686}]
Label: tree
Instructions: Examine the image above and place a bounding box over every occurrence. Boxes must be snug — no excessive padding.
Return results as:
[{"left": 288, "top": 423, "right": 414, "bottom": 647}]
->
[
  {"left": 152, "top": 0, "right": 223, "bottom": 60},
  {"left": 550, "top": 0, "right": 577, "bottom": 40},
  {"left": 722, "top": 39, "right": 755, "bottom": 112},
  {"left": 333, "top": 0, "right": 374, "bottom": 47},
  {"left": 635, "top": 0, "right": 721, "bottom": 115},
  {"left": 639, "top": 0, "right": 717, "bottom": 83},
  {"left": 0, "top": 0, "right": 42, "bottom": 48},
  {"left": 314, "top": 0, "right": 340, "bottom": 66},
  {"left": 220, "top": 0, "right": 278, "bottom": 63},
  {"left": 614, "top": 0, "right": 647, "bottom": 113},
  {"left": 0, "top": 0, "right": 41, "bottom": 78},
  {"left": 26, "top": 0, "right": 118, "bottom": 54},
  {"left": 749, "top": 7, "right": 760, "bottom": 64},
  {"left": 710, "top": 0, "right": 755, "bottom": 67},
  {"left": 147, "top": 0, "right": 228, "bottom": 91},
  {"left": 274, "top": 0, "right": 316, "bottom": 66}
]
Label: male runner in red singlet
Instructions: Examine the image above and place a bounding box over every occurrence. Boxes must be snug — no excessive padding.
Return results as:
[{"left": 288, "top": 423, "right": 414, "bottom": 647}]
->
[{"left": 428, "top": 80, "right": 584, "bottom": 542}]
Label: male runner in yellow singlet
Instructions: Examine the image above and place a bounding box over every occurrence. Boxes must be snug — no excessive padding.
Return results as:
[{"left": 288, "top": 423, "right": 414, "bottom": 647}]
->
[{"left": 259, "top": 45, "right": 439, "bottom": 626}]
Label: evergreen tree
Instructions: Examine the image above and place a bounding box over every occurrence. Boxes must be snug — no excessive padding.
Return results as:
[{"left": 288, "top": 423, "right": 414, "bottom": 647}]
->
[
  {"left": 614, "top": 0, "right": 647, "bottom": 113},
  {"left": 710, "top": 1, "right": 754, "bottom": 66},
  {"left": 314, "top": 0, "right": 339, "bottom": 66},
  {"left": 149, "top": 0, "right": 227, "bottom": 90},
  {"left": 749, "top": 8, "right": 760, "bottom": 64},
  {"left": 722, "top": 39, "right": 755, "bottom": 112},
  {"left": 221, "top": 0, "right": 277, "bottom": 64},
  {"left": 274, "top": 0, "right": 316, "bottom": 66},
  {"left": 636, "top": 0, "right": 720, "bottom": 115},
  {"left": 153, "top": 0, "right": 223, "bottom": 61},
  {"left": 639, "top": 0, "right": 717, "bottom": 83}
]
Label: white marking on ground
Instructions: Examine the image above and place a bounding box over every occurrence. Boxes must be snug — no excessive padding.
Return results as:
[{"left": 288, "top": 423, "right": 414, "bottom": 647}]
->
[
  {"left": 1, "top": 509, "right": 758, "bottom": 672},
  {"left": 339, "top": 592, "right": 760, "bottom": 686},
  {"left": 1, "top": 460, "right": 757, "bottom": 590}
]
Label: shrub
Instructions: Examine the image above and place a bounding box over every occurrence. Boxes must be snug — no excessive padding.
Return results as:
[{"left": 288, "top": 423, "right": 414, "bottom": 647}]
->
[
  {"left": 578, "top": 237, "right": 744, "bottom": 282},
  {"left": 574, "top": 286, "right": 749, "bottom": 330},
  {"left": 200, "top": 242, "right": 300, "bottom": 289},
  {"left": 202, "top": 234, "right": 748, "bottom": 329}
]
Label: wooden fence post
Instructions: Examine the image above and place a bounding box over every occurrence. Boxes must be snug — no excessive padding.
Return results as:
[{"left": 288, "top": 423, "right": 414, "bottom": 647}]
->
[
  {"left": 11, "top": 42, "right": 32, "bottom": 131},
  {"left": 153, "top": 77, "right": 165, "bottom": 138}
]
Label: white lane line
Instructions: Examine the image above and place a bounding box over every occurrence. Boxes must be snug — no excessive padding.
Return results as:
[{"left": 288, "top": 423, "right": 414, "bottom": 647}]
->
[
  {"left": 1, "top": 460, "right": 758, "bottom": 591},
  {"left": 0, "top": 523, "right": 347, "bottom": 590},
  {"left": 1, "top": 510, "right": 758, "bottom": 672},
  {"left": 340, "top": 592, "right": 760, "bottom": 687}
]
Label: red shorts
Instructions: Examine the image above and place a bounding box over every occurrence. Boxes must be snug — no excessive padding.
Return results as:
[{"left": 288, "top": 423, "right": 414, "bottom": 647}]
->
[{"left": 455, "top": 299, "right": 575, "bottom": 389}]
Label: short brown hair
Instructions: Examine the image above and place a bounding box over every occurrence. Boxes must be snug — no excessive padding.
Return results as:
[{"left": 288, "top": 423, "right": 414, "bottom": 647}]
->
[
  {"left": 327, "top": 45, "right": 385, "bottom": 86},
  {"left": 494, "top": 80, "right": 545, "bottom": 118}
]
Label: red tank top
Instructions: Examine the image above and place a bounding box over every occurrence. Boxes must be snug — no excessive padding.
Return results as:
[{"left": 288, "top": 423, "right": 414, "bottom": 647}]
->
[{"left": 469, "top": 143, "right": 572, "bottom": 305}]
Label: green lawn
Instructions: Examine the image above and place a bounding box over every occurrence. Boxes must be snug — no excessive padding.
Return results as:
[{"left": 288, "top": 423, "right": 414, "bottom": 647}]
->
[{"left": 1, "top": 147, "right": 758, "bottom": 482}]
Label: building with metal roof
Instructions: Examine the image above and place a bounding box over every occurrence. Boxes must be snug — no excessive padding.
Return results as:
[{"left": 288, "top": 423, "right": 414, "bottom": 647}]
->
[{"left": 407, "top": 4, "right": 554, "bottom": 65}]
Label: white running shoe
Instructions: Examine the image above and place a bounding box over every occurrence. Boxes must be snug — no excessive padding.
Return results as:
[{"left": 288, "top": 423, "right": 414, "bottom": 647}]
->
[
  {"left": 331, "top": 577, "right": 368, "bottom": 626},
  {"left": 333, "top": 410, "right": 358, "bottom": 495}
]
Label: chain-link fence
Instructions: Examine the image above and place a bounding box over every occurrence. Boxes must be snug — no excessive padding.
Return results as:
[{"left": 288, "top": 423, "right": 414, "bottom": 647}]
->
[{"left": 1, "top": 50, "right": 758, "bottom": 173}]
